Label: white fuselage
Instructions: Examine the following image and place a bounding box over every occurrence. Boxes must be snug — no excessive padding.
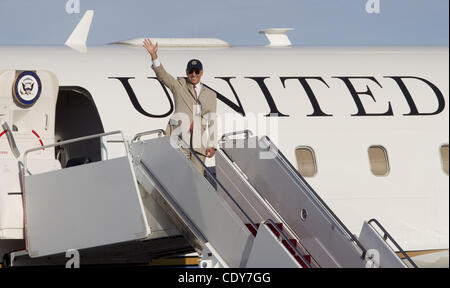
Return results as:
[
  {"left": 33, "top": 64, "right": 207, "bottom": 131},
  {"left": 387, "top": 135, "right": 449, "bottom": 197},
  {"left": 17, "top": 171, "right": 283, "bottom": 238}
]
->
[{"left": 0, "top": 45, "right": 448, "bottom": 253}]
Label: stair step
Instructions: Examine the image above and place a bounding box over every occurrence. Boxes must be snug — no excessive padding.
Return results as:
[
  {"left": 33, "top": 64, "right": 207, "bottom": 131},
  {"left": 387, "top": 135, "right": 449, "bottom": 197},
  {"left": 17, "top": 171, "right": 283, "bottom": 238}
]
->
[
  {"left": 245, "top": 222, "right": 283, "bottom": 237},
  {"left": 266, "top": 222, "right": 283, "bottom": 238},
  {"left": 295, "top": 255, "right": 311, "bottom": 268},
  {"left": 245, "top": 223, "right": 260, "bottom": 237},
  {"left": 282, "top": 239, "right": 298, "bottom": 250},
  {"left": 282, "top": 239, "right": 311, "bottom": 268},
  {"left": 246, "top": 223, "right": 311, "bottom": 267},
  {"left": 282, "top": 239, "right": 298, "bottom": 262}
]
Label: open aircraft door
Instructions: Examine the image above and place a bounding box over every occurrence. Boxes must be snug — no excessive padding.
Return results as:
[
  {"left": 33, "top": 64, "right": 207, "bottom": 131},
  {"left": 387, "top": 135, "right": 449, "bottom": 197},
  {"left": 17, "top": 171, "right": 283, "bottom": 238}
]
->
[
  {"left": 22, "top": 131, "right": 150, "bottom": 258},
  {"left": 1, "top": 69, "right": 61, "bottom": 242}
]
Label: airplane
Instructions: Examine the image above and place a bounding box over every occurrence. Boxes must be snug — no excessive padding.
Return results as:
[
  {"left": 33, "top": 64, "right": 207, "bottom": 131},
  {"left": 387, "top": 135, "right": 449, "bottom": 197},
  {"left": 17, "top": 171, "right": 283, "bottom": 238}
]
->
[{"left": 0, "top": 10, "right": 448, "bottom": 268}]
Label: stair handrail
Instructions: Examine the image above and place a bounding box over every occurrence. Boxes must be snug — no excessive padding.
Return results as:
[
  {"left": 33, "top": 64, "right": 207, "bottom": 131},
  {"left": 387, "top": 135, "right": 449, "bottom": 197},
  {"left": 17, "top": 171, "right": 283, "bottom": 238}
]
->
[
  {"left": 221, "top": 130, "right": 253, "bottom": 142},
  {"left": 368, "top": 219, "right": 418, "bottom": 268},
  {"left": 176, "top": 135, "right": 259, "bottom": 234},
  {"left": 260, "top": 136, "right": 369, "bottom": 260},
  {"left": 132, "top": 129, "right": 166, "bottom": 142},
  {"left": 138, "top": 159, "right": 208, "bottom": 249},
  {"left": 23, "top": 130, "right": 126, "bottom": 176},
  {"left": 217, "top": 146, "right": 315, "bottom": 265}
]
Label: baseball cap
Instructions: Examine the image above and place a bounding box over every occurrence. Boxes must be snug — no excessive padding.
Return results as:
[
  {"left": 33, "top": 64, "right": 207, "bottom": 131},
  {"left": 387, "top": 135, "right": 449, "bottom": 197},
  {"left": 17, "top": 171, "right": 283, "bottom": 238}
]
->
[{"left": 186, "top": 59, "right": 203, "bottom": 71}]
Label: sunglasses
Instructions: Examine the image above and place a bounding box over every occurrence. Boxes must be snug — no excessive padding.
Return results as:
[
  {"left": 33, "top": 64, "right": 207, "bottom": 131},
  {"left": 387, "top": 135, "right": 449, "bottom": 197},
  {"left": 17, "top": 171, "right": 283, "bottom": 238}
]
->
[{"left": 188, "top": 69, "right": 201, "bottom": 75}]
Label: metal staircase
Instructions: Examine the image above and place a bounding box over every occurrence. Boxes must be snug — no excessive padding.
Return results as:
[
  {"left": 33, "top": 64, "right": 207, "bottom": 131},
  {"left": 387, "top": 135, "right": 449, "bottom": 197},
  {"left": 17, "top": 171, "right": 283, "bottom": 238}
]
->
[
  {"left": 215, "top": 131, "right": 416, "bottom": 268},
  {"left": 15, "top": 129, "right": 416, "bottom": 268},
  {"left": 129, "top": 130, "right": 304, "bottom": 268},
  {"left": 129, "top": 130, "right": 415, "bottom": 268}
]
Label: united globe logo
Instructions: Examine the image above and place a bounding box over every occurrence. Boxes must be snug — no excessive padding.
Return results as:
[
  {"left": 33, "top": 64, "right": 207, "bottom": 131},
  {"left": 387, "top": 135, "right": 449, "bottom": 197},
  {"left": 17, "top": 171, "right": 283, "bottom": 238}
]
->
[{"left": 13, "top": 71, "right": 42, "bottom": 108}]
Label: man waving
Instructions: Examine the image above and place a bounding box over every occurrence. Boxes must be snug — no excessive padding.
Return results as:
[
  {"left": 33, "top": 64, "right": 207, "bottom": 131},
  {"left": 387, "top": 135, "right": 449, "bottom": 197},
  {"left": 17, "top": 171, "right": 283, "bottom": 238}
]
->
[{"left": 143, "top": 38, "right": 217, "bottom": 174}]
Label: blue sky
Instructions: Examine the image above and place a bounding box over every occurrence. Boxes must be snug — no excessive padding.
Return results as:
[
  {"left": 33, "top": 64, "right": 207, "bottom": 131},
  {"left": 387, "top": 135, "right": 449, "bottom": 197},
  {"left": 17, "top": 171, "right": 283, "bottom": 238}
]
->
[{"left": 0, "top": 0, "right": 448, "bottom": 46}]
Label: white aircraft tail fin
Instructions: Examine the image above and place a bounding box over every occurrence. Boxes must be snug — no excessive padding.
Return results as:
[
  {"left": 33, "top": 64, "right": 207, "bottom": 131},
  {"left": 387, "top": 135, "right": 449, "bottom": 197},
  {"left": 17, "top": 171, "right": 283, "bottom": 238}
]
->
[{"left": 65, "top": 10, "right": 94, "bottom": 50}]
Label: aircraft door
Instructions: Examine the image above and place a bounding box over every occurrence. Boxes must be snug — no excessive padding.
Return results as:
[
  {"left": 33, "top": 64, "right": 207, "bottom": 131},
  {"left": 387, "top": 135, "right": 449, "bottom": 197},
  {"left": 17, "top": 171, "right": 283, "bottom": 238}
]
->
[{"left": 0, "top": 69, "right": 60, "bottom": 241}]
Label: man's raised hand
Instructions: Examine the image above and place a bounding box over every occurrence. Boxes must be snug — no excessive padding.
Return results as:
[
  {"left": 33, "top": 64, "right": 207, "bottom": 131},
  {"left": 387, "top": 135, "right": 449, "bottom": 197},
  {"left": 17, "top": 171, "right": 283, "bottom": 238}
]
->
[{"left": 143, "top": 38, "right": 158, "bottom": 60}]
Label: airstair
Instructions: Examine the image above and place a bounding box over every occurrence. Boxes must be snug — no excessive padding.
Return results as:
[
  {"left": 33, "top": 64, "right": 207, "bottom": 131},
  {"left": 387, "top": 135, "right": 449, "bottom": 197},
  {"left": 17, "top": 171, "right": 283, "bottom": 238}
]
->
[
  {"left": 215, "top": 131, "right": 417, "bottom": 268},
  {"left": 17, "top": 129, "right": 417, "bottom": 268}
]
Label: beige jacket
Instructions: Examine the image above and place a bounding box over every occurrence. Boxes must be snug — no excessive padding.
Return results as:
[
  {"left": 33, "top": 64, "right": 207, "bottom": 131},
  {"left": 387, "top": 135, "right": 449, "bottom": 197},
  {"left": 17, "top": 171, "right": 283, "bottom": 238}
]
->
[{"left": 152, "top": 64, "right": 217, "bottom": 157}]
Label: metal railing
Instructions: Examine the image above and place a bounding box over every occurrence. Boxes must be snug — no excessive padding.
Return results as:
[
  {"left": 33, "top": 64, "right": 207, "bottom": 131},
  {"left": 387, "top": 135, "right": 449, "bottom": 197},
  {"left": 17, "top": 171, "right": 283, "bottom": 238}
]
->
[
  {"left": 133, "top": 131, "right": 261, "bottom": 260},
  {"left": 138, "top": 159, "right": 207, "bottom": 252},
  {"left": 220, "top": 130, "right": 253, "bottom": 142},
  {"left": 2, "top": 122, "right": 20, "bottom": 158},
  {"left": 132, "top": 129, "right": 166, "bottom": 142},
  {"left": 368, "top": 219, "right": 418, "bottom": 268},
  {"left": 216, "top": 142, "right": 315, "bottom": 266},
  {"left": 23, "top": 131, "right": 126, "bottom": 176},
  {"left": 259, "top": 136, "right": 369, "bottom": 260},
  {"left": 175, "top": 135, "right": 259, "bottom": 234}
]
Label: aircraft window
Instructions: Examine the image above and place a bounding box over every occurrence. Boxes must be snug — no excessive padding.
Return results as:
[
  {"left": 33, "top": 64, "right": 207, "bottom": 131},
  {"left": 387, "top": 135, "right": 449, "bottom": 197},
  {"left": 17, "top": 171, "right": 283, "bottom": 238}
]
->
[
  {"left": 368, "top": 146, "right": 390, "bottom": 176},
  {"left": 295, "top": 147, "right": 317, "bottom": 177},
  {"left": 441, "top": 145, "right": 449, "bottom": 175}
]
